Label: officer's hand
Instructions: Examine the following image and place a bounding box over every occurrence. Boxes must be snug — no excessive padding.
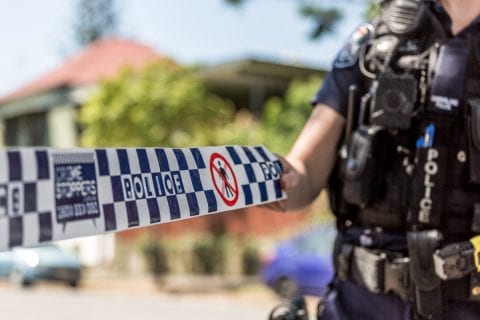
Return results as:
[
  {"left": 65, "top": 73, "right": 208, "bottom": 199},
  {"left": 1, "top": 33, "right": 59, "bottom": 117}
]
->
[{"left": 263, "top": 155, "right": 300, "bottom": 212}]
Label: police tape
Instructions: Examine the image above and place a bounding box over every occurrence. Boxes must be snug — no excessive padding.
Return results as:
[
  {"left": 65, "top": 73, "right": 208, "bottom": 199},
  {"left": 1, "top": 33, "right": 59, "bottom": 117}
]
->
[{"left": 0, "top": 145, "right": 285, "bottom": 251}]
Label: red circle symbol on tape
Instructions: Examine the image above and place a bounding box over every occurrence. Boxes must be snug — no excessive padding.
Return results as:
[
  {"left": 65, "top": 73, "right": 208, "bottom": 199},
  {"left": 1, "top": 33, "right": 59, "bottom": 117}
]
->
[{"left": 209, "top": 153, "right": 239, "bottom": 207}]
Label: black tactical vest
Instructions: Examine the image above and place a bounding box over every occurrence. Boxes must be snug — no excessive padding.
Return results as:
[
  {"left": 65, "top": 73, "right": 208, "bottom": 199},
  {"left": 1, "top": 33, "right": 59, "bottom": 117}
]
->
[{"left": 330, "top": 3, "right": 480, "bottom": 245}]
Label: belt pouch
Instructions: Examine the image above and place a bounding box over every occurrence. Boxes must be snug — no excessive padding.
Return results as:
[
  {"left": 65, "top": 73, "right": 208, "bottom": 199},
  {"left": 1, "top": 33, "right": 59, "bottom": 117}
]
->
[
  {"left": 343, "top": 126, "right": 389, "bottom": 207},
  {"left": 467, "top": 99, "right": 480, "bottom": 185},
  {"left": 407, "top": 230, "right": 443, "bottom": 319}
]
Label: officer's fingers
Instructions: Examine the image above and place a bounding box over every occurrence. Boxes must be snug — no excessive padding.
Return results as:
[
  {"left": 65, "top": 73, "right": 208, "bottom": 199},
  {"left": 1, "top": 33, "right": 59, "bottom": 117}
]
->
[
  {"left": 277, "top": 156, "right": 300, "bottom": 191},
  {"left": 260, "top": 156, "right": 297, "bottom": 212},
  {"left": 281, "top": 169, "right": 300, "bottom": 191}
]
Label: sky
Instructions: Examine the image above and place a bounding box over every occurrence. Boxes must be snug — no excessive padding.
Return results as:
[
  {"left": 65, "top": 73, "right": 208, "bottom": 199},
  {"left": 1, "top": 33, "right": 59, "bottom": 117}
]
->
[{"left": 0, "top": 0, "right": 366, "bottom": 97}]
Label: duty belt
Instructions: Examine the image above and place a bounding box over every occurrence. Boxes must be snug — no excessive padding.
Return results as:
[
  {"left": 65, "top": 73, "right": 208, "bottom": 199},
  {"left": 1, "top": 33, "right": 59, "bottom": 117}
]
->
[
  {"left": 336, "top": 244, "right": 411, "bottom": 301},
  {"left": 335, "top": 243, "right": 480, "bottom": 303}
]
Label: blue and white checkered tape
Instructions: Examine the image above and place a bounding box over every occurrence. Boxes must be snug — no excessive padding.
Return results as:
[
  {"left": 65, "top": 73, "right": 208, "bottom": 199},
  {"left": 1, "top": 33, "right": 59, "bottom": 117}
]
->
[{"left": 0, "top": 145, "right": 285, "bottom": 251}]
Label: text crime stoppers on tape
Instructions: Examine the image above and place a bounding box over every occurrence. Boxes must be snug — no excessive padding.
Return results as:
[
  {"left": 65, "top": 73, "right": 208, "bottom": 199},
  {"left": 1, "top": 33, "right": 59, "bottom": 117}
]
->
[{"left": 0, "top": 145, "right": 285, "bottom": 250}]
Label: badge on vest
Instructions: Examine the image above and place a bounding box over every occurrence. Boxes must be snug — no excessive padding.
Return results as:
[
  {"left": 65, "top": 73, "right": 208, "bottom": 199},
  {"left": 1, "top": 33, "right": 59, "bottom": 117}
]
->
[
  {"left": 428, "top": 39, "right": 469, "bottom": 114},
  {"left": 333, "top": 23, "right": 373, "bottom": 69}
]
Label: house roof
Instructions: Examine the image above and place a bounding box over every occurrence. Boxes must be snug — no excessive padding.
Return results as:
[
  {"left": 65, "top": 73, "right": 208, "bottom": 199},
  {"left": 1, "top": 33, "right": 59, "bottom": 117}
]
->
[
  {"left": 1, "top": 38, "right": 162, "bottom": 104},
  {"left": 198, "top": 58, "right": 326, "bottom": 111}
]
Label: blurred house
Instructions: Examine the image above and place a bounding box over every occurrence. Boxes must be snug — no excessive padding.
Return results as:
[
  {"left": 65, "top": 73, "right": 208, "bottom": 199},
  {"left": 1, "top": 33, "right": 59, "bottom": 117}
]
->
[
  {"left": 199, "top": 57, "right": 326, "bottom": 114},
  {"left": 0, "top": 38, "right": 161, "bottom": 147},
  {"left": 0, "top": 38, "right": 325, "bottom": 266}
]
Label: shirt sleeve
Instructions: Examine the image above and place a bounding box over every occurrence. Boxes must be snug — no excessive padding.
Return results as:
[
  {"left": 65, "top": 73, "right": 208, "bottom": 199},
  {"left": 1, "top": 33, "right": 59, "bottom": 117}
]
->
[
  {"left": 311, "top": 64, "right": 365, "bottom": 118},
  {"left": 311, "top": 23, "right": 373, "bottom": 118}
]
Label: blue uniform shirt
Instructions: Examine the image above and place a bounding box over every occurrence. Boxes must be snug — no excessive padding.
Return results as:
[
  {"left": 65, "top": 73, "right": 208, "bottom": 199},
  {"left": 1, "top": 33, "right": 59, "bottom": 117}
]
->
[{"left": 311, "top": 0, "right": 480, "bottom": 119}]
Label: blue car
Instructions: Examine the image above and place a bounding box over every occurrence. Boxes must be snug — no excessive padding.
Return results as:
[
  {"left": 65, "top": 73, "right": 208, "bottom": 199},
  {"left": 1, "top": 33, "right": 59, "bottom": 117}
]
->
[
  {"left": 0, "top": 244, "right": 82, "bottom": 288},
  {"left": 262, "top": 224, "right": 336, "bottom": 298}
]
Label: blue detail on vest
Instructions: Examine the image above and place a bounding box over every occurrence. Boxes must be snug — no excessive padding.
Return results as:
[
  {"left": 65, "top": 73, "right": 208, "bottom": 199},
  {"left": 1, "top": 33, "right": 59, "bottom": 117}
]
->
[{"left": 416, "top": 124, "right": 436, "bottom": 148}]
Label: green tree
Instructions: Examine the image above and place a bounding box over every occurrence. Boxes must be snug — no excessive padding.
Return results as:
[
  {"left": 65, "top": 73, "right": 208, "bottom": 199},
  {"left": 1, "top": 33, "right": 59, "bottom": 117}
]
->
[
  {"left": 225, "top": 0, "right": 343, "bottom": 39},
  {"left": 261, "top": 76, "right": 323, "bottom": 154},
  {"left": 225, "top": 0, "right": 378, "bottom": 39},
  {"left": 72, "top": 0, "right": 118, "bottom": 48},
  {"left": 79, "top": 59, "right": 235, "bottom": 148},
  {"left": 214, "top": 110, "right": 263, "bottom": 147}
]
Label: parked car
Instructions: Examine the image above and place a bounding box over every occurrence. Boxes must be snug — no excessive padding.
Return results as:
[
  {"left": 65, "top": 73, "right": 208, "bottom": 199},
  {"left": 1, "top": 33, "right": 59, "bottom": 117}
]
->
[
  {"left": 261, "top": 224, "right": 336, "bottom": 298},
  {"left": 0, "top": 244, "right": 82, "bottom": 288}
]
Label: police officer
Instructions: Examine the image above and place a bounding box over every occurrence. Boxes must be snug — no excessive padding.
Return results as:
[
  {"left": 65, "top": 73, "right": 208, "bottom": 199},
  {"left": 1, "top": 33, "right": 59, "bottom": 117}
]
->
[{"left": 272, "top": 0, "right": 480, "bottom": 319}]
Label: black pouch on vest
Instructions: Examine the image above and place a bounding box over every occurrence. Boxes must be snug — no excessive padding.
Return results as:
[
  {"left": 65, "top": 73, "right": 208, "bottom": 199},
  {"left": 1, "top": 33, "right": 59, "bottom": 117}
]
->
[
  {"left": 343, "top": 126, "right": 389, "bottom": 208},
  {"left": 467, "top": 99, "right": 480, "bottom": 185}
]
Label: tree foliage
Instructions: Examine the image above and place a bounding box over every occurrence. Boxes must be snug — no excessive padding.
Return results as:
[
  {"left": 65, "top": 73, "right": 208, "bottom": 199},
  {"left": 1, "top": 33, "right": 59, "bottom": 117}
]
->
[
  {"left": 225, "top": 0, "right": 380, "bottom": 39},
  {"left": 79, "top": 60, "right": 236, "bottom": 148},
  {"left": 261, "top": 76, "right": 323, "bottom": 154},
  {"left": 299, "top": 5, "right": 343, "bottom": 39},
  {"left": 72, "top": 0, "right": 118, "bottom": 47},
  {"left": 79, "top": 60, "right": 324, "bottom": 156},
  {"left": 225, "top": 0, "right": 343, "bottom": 39}
]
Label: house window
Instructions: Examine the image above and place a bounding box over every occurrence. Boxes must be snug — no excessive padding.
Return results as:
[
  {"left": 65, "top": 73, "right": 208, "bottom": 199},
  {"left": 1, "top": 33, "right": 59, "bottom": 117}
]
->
[{"left": 5, "top": 112, "right": 50, "bottom": 146}]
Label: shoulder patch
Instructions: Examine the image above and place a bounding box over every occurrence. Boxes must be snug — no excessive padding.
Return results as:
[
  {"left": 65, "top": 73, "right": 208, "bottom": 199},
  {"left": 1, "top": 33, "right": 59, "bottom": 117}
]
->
[{"left": 334, "top": 23, "right": 373, "bottom": 69}]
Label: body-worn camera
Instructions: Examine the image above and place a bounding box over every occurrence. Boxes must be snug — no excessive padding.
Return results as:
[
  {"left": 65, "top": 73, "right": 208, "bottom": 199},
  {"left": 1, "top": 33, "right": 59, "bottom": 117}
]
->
[{"left": 370, "top": 73, "right": 418, "bottom": 129}]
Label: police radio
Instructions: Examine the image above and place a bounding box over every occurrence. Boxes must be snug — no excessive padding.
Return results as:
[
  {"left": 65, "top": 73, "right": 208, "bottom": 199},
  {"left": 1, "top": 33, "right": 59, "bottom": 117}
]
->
[{"left": 360, "top": 0, "right": 446, "bottom": 130}]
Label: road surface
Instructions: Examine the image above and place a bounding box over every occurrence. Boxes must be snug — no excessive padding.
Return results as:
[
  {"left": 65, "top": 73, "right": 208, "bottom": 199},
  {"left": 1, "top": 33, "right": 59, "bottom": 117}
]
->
[{"left": 0, "top": 285, "right": 277, "bottom": 320}]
